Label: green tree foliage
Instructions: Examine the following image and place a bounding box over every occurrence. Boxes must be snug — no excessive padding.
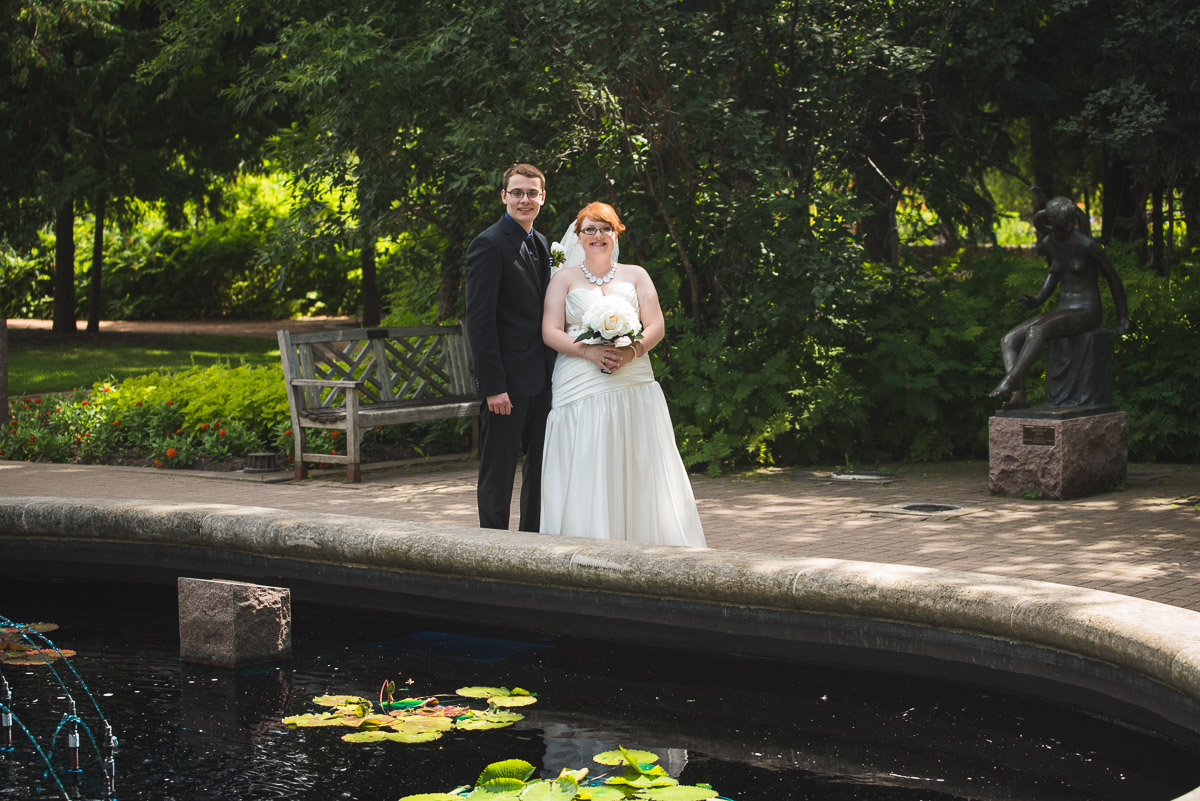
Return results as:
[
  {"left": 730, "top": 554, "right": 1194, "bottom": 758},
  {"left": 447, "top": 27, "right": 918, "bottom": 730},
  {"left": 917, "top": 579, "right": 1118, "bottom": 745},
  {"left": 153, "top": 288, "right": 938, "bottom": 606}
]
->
[{"left": 6, "top": 0, "right": 1200, "bottom": 468}]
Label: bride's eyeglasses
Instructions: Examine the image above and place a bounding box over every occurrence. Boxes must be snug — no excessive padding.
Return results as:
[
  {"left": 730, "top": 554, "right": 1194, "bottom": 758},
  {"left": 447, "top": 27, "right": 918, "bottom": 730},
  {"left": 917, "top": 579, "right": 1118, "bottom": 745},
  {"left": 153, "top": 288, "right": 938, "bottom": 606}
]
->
[
  {"left": 580, "top": 226, "right": 615, "bottom": 236},
  {"left": 505, "top": 189, "right": 542, "bottom": 200}
]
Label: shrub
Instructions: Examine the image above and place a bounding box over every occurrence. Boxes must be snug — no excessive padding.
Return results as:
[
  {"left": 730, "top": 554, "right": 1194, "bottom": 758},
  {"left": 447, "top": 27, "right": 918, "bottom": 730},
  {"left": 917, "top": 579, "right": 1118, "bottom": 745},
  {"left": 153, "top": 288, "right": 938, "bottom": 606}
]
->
[
  {"left": 0, "top": 365, "right": 289, "bottom": 467},
  {"left": 0, "top": 362, "right": 474, "bottom": 470},
  {"left": 664, "top": 246, "right": 1200, "bottom": 472},
  {"left": 1115, "top": 267, "right": 1200, "bottom": 462}
]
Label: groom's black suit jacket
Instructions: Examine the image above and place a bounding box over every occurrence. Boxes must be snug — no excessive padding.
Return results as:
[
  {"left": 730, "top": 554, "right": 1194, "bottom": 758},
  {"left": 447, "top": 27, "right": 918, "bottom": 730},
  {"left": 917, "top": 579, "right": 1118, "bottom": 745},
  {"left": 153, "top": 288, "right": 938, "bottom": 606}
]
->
[{"left": 464, "top": 215, "right": 554, "bottom": 399}]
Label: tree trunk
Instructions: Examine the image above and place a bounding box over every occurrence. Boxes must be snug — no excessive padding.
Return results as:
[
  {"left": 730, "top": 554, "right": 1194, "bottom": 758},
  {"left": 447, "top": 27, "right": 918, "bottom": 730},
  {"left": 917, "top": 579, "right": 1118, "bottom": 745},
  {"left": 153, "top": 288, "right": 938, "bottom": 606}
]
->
[
  {"left": 360, "top": 233, "right": 380, "bottom": 328},
  {"left": 1150, "top": 185, "right": 1165, "bottom": 277},
  {"left": 1028, "top": 114, "right": 1057, "bottom": 213},
  {"left": 88, "top": 195, "right": 106, "bottom": 333},
  {"left": 435, "top": 243, "right": 464, "bottom": 324},
  {"left": 0, "top": 318, "right": 8, "bottom": 426},
  {"left": 854, "top": 165, "right": 900, "bottom": 268},
  {"left": 1100, "top": 155, "right": 1145, "bottom": 254},
  {"left": 53, "top": 199, "right": 77, "bottom": 333},
  {"left": 1182, "top": 181, "right": 1200, "bottom": 254}
]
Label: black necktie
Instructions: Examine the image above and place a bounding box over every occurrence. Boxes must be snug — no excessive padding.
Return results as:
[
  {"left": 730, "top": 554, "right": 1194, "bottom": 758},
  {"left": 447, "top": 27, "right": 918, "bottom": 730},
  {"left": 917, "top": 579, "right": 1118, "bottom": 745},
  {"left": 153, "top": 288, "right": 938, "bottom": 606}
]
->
[{"left": 521, "top": 233, "right": 538, "bottom": 273}]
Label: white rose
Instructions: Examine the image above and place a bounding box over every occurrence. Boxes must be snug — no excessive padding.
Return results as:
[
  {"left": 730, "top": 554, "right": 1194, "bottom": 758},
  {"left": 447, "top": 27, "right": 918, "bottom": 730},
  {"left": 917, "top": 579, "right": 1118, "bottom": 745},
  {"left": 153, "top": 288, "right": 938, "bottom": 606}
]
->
[{"left": 582, "top": 296, "right": 642, "bottom": 342}]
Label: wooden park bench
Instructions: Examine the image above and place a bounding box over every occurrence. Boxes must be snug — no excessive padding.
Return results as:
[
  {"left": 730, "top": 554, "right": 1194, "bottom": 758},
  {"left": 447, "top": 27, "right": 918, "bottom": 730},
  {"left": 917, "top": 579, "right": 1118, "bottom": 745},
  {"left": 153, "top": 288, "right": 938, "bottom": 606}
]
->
[{"left": 277, "top": 325, "right": 478, "bottom": 482}]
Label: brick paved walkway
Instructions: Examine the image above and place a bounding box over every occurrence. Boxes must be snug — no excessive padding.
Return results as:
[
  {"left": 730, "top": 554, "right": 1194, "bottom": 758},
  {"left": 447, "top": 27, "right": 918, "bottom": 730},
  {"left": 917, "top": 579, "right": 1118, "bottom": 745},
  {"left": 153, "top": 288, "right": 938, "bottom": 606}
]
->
[{"left": 2, "top": 458, "right": 1197, "bottom": 609}]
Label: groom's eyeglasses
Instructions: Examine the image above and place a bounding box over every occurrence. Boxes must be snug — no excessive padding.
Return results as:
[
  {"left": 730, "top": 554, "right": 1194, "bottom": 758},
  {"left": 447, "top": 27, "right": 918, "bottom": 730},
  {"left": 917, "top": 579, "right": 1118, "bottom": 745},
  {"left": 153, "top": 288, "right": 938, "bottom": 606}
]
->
[
  {"left": 505, "top": 189, "right": 542, "bottom": 200},
  {"left": 580, "top": 226, "right": 615, "bottom": 236}
]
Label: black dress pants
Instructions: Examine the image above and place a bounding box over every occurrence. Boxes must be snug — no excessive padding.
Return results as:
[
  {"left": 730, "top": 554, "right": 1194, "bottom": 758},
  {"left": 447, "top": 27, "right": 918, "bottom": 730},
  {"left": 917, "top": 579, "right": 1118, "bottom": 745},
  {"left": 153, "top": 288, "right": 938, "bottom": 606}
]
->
[{"left": 476, "top": 388, "right": 551, "bottom": 531}]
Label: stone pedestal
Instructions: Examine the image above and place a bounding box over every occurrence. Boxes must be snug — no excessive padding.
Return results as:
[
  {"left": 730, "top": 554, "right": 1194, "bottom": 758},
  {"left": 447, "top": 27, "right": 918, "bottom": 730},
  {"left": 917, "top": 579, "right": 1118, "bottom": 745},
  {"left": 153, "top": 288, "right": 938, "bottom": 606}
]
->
[
  {"left": 989, "top": 407, "right": 1127, "bottom": 500},
  {"left": 178, "top": 578, "right": 292, "bottom": 667}
]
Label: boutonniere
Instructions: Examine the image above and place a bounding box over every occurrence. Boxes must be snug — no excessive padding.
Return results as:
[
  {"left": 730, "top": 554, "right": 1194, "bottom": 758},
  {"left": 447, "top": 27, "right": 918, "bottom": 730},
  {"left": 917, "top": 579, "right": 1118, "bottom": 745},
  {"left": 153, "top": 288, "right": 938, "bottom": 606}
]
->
[{"left": 550, "top": 243, "right": 566, "bottom": 269}]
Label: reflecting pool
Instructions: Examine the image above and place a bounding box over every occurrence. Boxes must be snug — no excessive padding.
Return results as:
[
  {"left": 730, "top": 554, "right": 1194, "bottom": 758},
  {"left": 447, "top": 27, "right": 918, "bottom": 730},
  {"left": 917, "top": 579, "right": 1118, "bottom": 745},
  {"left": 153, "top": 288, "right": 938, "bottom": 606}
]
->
[{"left": 2, "top": 578, "right": 1198, "bottom": 800}]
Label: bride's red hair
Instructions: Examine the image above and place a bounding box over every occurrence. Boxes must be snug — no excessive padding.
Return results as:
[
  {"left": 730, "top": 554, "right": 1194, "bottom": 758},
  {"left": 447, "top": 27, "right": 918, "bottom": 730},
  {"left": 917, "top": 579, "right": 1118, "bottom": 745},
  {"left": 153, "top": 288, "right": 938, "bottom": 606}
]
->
[{"left": 573, "top": 202, "right": 626, "bottom": 236}]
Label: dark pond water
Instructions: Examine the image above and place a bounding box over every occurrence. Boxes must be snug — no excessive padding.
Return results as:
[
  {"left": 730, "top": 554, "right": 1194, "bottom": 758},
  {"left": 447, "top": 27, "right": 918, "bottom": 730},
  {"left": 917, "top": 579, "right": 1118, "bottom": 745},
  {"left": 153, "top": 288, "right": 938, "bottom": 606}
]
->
[{"left": 2, "top": 578, "right": 1199, "bottom": 801}]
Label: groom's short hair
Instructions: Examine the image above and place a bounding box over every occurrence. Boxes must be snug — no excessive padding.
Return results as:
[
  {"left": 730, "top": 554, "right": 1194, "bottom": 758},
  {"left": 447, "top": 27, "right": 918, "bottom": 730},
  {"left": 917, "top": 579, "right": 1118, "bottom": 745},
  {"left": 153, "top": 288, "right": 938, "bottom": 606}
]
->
[{"left": 503, "top": 163, "right": 545, "bottom": 191}]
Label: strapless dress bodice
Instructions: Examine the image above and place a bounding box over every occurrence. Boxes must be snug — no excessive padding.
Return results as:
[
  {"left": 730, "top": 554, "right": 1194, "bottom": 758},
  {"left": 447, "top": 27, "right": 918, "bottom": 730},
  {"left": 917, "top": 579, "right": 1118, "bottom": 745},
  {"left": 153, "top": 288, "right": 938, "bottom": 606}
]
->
[{"left": 565, "top": 281, "right": 639, "bottom": 329}]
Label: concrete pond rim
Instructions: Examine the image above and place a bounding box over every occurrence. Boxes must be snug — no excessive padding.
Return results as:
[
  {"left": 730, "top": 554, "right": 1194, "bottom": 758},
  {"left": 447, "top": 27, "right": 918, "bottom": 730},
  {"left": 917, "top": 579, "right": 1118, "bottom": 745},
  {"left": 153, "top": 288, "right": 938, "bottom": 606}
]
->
[{"left": 1, "top": 495, "right": 1199, "bottom": 801}]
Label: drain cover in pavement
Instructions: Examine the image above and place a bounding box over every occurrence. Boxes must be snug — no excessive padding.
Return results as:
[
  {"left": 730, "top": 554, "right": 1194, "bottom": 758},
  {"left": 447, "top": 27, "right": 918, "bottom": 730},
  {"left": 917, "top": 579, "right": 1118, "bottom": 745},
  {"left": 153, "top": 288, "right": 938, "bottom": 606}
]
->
[
  {"left": 898, "top": 503, "right": 962, "bottom": 513},
  {"left": 865, "top": 502, "right": 979, "bottom": 518},
  {"left": 831, "top": 471, "right": 896, "bottom": 483}
]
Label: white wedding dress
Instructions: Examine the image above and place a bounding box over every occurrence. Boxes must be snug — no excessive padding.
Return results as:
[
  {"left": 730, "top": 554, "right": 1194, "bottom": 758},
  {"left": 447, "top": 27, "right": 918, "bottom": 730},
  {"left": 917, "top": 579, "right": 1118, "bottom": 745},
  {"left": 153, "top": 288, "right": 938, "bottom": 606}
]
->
[{"left": 539, "top": 281, "right": 706, "bottom": 547}]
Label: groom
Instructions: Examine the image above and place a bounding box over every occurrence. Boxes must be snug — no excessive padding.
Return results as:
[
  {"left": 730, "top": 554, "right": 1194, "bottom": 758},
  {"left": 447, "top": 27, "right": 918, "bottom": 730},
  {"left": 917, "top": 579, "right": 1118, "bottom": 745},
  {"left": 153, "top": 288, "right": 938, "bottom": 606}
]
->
[{"left": 464, "top": 163, "right": 554, "bottom": 531}]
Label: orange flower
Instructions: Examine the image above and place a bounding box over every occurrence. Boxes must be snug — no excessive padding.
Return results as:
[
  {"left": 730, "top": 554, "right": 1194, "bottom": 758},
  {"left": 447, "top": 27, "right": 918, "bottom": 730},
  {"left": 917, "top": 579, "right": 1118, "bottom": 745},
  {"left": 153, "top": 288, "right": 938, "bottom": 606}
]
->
[
  {"left": 166, "top": 400, "right": 175, "bottom": 406},
  {"left": 81, "top": 400, "right": 89, "bottom": 406},
  {"left": 135, "top": 401, "right": 143, "bottom": 407},
  {"left": 113, "top": 419, "right": 121, "bottom": 426},
  {"left": 175, "top": 429, "right": 182, "bottom": 435},
  {"left": 218, "top": 429, "right": 226, "bottom": 436},
  {"left": 34, "top": 398, "right": 42, "bottom": 404},
  {"left": 28, "top": 435, "right": 36, "bottom": 443},
  {"left": 284, "top": 429, "right": 292, "bottom": 437},
  {"left": 330, "top": 430, "right": 340, "bottom": 439},
  {"left": 166, "top": 447, "right": 177, "bottom": 459},
  {"left": 154, "top": 459, "right": 162, "bottom": 468},
  {"left": 199, "top": 423, "right": 209, "bottom": 431},
  {"left": 330, "top": 449, "right": 338, "bottom": 455}
]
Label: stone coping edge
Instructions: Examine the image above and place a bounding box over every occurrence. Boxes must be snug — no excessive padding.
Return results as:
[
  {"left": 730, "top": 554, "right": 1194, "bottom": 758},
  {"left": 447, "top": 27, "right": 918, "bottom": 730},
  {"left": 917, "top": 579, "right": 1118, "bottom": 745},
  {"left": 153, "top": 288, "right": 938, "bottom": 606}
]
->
[{"left": 3, "top": 497, "right": 1200, "bottom": 729}]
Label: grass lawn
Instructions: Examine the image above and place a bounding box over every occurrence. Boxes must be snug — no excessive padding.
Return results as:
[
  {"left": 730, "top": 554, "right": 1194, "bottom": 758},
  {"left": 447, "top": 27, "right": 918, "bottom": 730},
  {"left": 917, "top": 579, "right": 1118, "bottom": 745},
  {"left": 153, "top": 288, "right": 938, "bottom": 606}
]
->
[{"left": 5, "top": 331, "right": 282, "bottom": 395}]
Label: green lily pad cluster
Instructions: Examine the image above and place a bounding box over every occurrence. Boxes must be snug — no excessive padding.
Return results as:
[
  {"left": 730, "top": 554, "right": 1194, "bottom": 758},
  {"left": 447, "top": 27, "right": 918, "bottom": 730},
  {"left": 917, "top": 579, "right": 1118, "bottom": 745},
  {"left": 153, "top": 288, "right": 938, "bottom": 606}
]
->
[
  {"left": 0, "top": 622, "right": 75, "bottom": 666},
  {"left": 397, "top": 746, "right": 725, "bottom": 801},
  {"left": 282, "top": 685, "right": 536, "bottom": 744}
]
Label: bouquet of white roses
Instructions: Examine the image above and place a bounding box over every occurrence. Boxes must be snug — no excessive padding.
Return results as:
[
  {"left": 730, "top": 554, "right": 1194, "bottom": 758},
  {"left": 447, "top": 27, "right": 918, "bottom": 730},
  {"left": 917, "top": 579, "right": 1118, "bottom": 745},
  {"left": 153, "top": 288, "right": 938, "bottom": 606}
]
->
[{"left": 575, "top": 295, "right": 643, "bottom": 372}]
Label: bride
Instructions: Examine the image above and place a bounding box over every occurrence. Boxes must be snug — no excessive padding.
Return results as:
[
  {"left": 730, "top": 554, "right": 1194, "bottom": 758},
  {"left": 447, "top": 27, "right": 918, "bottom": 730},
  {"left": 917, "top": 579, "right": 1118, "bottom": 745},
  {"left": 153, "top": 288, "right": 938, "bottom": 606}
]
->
[{"left": 538, "top": 202, "right": 706, "bottom": 548}]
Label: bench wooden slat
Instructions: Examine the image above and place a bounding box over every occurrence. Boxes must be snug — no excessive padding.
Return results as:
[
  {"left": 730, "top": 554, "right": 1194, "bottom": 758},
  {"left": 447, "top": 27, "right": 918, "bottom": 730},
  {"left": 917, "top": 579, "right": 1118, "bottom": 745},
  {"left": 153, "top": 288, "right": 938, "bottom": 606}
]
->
[{"left": 287, "top": 325, "right": 463, "bottom": 345}]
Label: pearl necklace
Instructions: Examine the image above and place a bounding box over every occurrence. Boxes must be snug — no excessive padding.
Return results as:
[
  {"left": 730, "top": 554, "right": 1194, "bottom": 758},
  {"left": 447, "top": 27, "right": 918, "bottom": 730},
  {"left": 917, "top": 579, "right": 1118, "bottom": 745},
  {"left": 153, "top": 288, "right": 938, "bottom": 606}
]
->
[{"left": 581, "top": 262, "right": 618, "bottom": 285}]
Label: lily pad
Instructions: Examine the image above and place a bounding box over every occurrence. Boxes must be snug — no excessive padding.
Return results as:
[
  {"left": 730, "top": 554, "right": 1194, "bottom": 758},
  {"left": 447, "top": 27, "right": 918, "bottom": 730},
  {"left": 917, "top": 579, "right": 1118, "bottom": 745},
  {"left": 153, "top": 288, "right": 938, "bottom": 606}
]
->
[
  {"left": 340, "top": 714, "right": 395, "bottom": 729},
  {"left": 576, "top": 787, "right": 627, "bottom": 801},
  {"left": 282, "top": 713, "right": 343, "bottom": 728},
  {"left": 391, "top": 716, "right": 453, "bottom": 733},
  {"left": 2, "top": 648, "right": 76, "bottom": 665},
  {"left": 466, "top": 777, "right": 527, "bottom": 800},
  {"left": 382, "top": 698, "right": 429, "bottom": 710},
  {"left": 607, "top": 775, "right": 677, "bottom": 789},
  {"left": 313, "top": 694, "right": 372, "bottom": 707},
  {"left": 638, "top": 786, "right": 720, "bottom": 801},
  {"left": 0, "top": 622, "right": 60, "bottom": 637},
  {"left": 521, "top": 775, "right": 580, "bottom": 801},
  {"left": 457, "top": 686, "right": 535, "bottom": 701},
  {"left": 476, "top": 759, "right": 536, "bottom": 785},
  {"left": 342, "top": 729, "right": 443, "bottom": 744},
  {"left": 455, "top": 716, "right": 523, "bottom": 731},
  {"left": 593, "top": 748, "right": 661, "bottom": 767}
]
